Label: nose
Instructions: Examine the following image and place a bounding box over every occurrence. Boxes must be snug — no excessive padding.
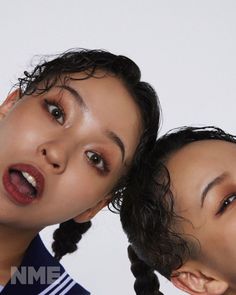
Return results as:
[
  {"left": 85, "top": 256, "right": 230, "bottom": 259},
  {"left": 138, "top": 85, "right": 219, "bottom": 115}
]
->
[{"left": 37, "top": 141, "right": 68, "bottom": 174}]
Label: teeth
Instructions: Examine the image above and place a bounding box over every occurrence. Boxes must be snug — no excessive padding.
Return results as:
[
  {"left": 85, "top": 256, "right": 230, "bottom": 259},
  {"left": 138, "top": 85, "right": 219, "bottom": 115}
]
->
[{"left": 21, "top": 172, "right": 37, "bottom": 188}]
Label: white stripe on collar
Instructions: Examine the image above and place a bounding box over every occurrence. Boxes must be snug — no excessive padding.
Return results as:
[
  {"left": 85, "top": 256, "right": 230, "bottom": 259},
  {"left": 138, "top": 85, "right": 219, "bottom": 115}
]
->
[
  {"left": 38, "top": 272, "right": 68, "bottom": 295},
  {"left": 48, "top": 276, "right": 72, "bottom": 295},
  {"left": 57, "top": 281, "right": 77, "bottom": 295}
]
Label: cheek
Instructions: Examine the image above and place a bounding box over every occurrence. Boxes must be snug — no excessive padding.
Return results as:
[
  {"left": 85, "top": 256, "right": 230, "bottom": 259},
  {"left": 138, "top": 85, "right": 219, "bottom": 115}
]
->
[
  {"left": 195, "top": 217, "right": 236, "bottom": 272},
  {"left": 0, "top": 104, "right": 49, "bottom": 153},
  {"left": 218, "top": 216, "right": 236, "bottom": 251},
  {"left": 51, "top": 165, "right": 115, "bottom": 210},
  {"left": 48, "top": 143, "right": 125, "bottom": 210}
]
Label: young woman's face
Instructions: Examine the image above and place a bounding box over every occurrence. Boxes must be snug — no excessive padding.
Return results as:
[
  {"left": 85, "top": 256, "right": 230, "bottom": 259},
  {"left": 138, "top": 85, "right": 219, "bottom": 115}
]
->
[
  {"left": 166, "top": 140, "right": 236, "bottom": 287},
  {"left": 0, "top": 73, "right": 142, "bottom": 230}
]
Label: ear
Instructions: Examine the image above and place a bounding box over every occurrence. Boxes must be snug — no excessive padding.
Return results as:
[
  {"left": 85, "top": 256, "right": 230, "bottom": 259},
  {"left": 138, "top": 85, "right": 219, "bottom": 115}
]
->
[
  {"left": 171, "top": 267, "right": 228, "bottom": 295},
  {"left": 0, "top": 89, "right": 20, "bottom": 119},
  {"left": 73, "top": 197, "right": 110, "bottom": 223}
]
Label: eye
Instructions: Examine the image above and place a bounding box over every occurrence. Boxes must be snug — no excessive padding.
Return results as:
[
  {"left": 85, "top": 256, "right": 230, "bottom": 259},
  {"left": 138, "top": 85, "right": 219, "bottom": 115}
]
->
[
  {"left": 217, "top": 194, "right": 236, "bottom": 214},
  {"left": 85, "top": 151, "right": 109, "bottom": 174},
  {"left": 44, "top": 99, "right": 65, "bottom": 125}
]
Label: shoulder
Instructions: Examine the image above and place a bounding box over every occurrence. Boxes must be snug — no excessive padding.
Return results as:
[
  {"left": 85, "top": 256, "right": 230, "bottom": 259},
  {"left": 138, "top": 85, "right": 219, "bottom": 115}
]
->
[{"left": 1, "top": 235, "right": 90, "bottom": 295}]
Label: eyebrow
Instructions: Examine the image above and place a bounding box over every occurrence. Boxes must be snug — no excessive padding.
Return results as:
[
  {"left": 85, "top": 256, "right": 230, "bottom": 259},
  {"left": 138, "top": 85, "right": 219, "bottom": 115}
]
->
[
  {"left": 58, "top": 85, "right": 126, "bottom": 162},
  {"left": 201, "top": 173, "right": 228, "bottom": 207},
  {"left": 58, "top": 85, "right": 88, "bottom": 110},
  {"left": 105, "top": 130, "right": 126, "bottom": 162}
]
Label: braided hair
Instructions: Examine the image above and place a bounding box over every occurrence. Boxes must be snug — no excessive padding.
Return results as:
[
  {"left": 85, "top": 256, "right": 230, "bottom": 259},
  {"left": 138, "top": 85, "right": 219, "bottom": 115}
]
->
[
  {"left": 120, "top": 126, "right": 236, "bottom": 294},
  {"left": 52, "top": 220, "right": 92, "bottom": 261},
  {"left": 128, "top": 245, "right": 163, "bottom": 295},
  {"left": 17, "top": 48, "right": 161, "bottom": 260}
]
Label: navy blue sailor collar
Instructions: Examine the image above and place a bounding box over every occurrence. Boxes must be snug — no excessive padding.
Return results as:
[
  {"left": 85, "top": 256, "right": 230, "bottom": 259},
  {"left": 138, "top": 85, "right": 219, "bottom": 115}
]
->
[{"left": 1, "top": 234, "right": 90, "bottom": 295}]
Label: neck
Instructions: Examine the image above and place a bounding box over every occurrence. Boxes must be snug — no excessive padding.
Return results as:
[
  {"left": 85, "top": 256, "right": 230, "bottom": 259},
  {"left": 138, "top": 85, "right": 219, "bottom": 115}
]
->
[{"left": 0, "top": 224, "right": 39, "bottom": 285}]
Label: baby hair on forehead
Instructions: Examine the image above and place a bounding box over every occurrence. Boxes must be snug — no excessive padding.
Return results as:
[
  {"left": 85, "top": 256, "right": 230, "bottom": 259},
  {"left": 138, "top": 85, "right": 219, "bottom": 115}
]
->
[
  {"left": 121, "top": 126, "right": 236, "bottom": 295},
  {"left": 17, "top": 48, "right": 142, "bottom": 98},
  {"left": 14, "top": 48, "right": 160, "bottom": 263}
]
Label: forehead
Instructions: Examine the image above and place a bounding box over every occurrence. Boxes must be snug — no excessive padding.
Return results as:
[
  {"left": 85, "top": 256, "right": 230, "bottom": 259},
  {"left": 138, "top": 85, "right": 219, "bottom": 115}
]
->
[
  {"left": 67, "top": 72, "right": 133, "bottom": 106},
  {"left": 166, "top": 140, "right": 236, "bottom": 205},
  {"left": 65, "top": 72, "right": 142, "bottom": 131},
  {"left": 167, "top": 140, "right": 236, "bottom": 174}
]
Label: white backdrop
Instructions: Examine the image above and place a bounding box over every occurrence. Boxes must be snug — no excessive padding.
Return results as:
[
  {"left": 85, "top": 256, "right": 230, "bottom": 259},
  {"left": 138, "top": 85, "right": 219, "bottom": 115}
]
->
[{"left": 0, "top": 1, "right": 236, "bottom": 294}]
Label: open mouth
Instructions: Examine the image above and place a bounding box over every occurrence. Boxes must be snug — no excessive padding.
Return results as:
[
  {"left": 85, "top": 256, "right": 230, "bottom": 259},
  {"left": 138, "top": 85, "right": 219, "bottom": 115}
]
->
[
  {"left": 9, "top": 169, "right": 38, "bottom": 198},
  {"left": 2, "top": 164, "right": 45, "bottom": 205}
]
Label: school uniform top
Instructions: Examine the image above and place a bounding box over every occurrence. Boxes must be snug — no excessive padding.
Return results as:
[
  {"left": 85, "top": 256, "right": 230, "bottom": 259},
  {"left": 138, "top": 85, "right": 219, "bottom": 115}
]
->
[{"left": 1, "top": 235, "right": 90, "bottom": 295}]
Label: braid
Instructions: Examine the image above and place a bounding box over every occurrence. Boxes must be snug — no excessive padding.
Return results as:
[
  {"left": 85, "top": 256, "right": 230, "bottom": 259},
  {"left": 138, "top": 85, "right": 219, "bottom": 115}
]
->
[
  {"left": 52, "top": 219, "right": 92, "bottom": 260},
  {"left": 128, "top": 245, "right": 164, "bottom": 295}
]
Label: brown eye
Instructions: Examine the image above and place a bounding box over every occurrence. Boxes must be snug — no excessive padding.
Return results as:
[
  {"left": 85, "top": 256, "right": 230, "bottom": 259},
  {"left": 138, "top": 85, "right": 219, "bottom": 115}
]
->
[
  {"left": 86, "top": 151, "right": 103, "bottom": 167},
  {"left": 44, "top": 100, "right": 65, "bottom": 125},
  {"left": 218, "top": 194, "right": 236, "bottom": 214},
  {"left": 85, "top": 151, "right": 109, "bottom": 174},
  {"left": 89, "top": 153, "right": 100, "bottom": 164}
]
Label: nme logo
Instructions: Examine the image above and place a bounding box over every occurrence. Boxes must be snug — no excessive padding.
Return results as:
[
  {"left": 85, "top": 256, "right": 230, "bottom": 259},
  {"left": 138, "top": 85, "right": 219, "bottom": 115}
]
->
[{"left": 11, "top": 266, "right": 61, "bottom": 285}]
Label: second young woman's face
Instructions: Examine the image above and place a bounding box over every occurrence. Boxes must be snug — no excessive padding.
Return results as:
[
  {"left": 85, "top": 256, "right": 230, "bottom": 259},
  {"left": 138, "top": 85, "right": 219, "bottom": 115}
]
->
[
  {"left": 166, "top": 140, "right": 236, "bottom": 287},
  {"left": 0, "top": 73, "right": 142, "bottom": 230}
]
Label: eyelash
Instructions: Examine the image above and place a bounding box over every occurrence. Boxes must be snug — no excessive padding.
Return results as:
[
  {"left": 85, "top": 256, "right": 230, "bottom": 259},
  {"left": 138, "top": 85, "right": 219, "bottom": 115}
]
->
[
  {"left": 44, "top": 99, "right": 66, "bottom": 125},
  {"left": 217, "top": 194, "right": 236, "bottom": 214},
  {"left": 43, "top": 99, "right": 111, "bottom": 175}
]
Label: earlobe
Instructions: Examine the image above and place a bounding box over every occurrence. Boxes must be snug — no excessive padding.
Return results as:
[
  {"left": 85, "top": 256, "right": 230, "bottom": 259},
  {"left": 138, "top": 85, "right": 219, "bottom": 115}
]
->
[
  {"left": 0, "top": 89, "right": 20, "bottom": 119},
  {"left": 73, "top": 197, "right": 110, "bottom": 223},
  {"left": 205, "top": 280, "right": 228, "bottom": 295}
]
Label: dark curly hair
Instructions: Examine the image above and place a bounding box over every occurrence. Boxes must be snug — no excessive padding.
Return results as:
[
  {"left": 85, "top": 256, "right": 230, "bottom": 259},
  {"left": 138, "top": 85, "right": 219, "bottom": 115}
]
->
[
  {"left": 17, "top": 48, "right": 161, "bottom": 261},
  {"left": 121, "top": 126, "right": 236, "bottom": 295}
]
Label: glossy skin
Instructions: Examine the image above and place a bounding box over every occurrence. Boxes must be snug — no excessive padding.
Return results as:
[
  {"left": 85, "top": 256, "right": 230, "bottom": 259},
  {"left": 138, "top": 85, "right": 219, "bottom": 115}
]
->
[
  {"left": 0, "top": 72, "right": 142, "bottom": 231},
  {"left": 167, "top": 140, "right": 236, "bottom": 292}
]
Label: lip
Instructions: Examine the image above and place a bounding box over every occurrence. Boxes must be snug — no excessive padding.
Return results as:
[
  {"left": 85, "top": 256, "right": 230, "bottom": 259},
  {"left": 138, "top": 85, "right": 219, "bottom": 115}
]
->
[{"left": 2, "top": 163, "right": 45, "bottom": 205}]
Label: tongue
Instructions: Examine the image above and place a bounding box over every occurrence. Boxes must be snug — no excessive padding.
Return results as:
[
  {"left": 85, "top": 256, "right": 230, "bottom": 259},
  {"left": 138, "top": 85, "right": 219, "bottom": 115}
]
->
[{"left": 9, "top": 170, "right": 36, "bottom": 196}]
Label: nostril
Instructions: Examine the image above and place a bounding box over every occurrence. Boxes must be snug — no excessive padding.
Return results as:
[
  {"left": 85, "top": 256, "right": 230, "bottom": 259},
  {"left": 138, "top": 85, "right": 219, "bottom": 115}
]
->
[
  {"left": 40, "top": 146, "right": 63, "bottom": 170},
  {"left": 42, "top": 149, "right": 46, "bottom": 156},
  {"left": 53, "top": 163, "right": 60, "bottom": 169}
]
